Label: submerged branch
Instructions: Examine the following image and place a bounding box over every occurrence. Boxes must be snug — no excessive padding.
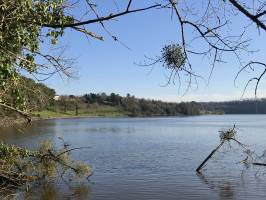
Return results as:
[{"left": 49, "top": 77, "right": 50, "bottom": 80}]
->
[
  {"left": 196, "top": 140, "right": 225, "bottom": 173},
  {"left": 196, "top": 125, "right": 237, "bottom": 173},
  {"left": 196, "top": 125, "right": 266, "bottom": 174},
  {"left": 0, "top": 140, "right": 92, "bottom": 194}
]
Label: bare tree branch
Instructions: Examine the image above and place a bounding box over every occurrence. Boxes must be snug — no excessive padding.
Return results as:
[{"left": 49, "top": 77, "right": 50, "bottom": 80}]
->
[
  {"left": 228, "top": 0, "right": 266, "bottom": 31},
  {"left": 0, "top": 102, "right": 31, "bottom": 123},
  {"left": 43, "top": 4, "right": 161, "bottom": 28}
]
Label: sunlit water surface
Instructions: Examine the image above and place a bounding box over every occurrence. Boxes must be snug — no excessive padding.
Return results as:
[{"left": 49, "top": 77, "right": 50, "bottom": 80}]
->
[{"left": 1, "top": 115, "right": 266, "bottom": 199}]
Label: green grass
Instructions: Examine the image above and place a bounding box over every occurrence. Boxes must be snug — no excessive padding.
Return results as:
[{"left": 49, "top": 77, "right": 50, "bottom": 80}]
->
[
  {"left": 35, "top": 105, "right": 128, "bottom": 119},
  {"left": 34, "top": 110, "right": 72, "bottom": 119}
]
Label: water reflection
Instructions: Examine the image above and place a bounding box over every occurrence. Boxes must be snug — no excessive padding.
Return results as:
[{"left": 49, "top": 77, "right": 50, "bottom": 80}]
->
[
  {"left": 22, "top": 182, "right": 91, "bottom": 200},
  {"left": 82, "top": 127, "right": 136, "bottom": 134},
  {"left": 1, "top": 116, "right": 266, "bottom": 199},
  {"left": 197, "top": 173, "right": 235, "bottom": 200}
]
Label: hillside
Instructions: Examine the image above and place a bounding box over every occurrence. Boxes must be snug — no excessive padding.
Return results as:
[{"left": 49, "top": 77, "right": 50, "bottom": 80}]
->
[
  {"left": 201, "top": 99, "right": 266, "bottom": 114},
  {"left": 0, "top": 77, "right": 205, "bottom": 120},
  {"left": 44, "top": 93, "right": 204, "bottom": 118},
  {"left": 3, "top": 77, "right": 266, "bottom": 120}
]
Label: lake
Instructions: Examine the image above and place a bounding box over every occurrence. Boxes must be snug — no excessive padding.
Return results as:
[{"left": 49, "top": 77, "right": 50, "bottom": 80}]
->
[{"left": 1, "top": 115, "right": 266, "bottom": 199}]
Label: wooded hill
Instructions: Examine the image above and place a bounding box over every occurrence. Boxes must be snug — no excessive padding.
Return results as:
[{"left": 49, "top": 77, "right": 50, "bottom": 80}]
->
[
  {"left": 0, "top": 77, "right": 204, "bottom": 118},
  {"left": 51, "top": 93, "right": 203, "bottom": 117},
  {"left": 201, "top": 99, "right": 266, "bottom": 114},
  {"left": 3, "top": 77, "right": 266, "bottom": 118}
]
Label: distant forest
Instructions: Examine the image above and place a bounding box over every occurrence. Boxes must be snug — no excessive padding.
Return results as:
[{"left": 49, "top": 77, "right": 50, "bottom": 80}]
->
[
  {"left": 0, "top": 77, "right": 204, "bottom": 118},
  {"left": 51, "top": 95, "right": 266, "bottom": 116},
  {"left": 2, "top": 77, "right": 266, "bottom": 118},
  {"left": 202, "top": 99, "right": 266, "bottom": 114}
]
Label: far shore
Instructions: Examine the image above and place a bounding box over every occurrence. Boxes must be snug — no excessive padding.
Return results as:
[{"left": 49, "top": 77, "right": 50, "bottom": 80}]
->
[
  {"left": 38, "top": 114, "right": 129, "bottom": 121},
  {"left": 0, "top": 112, "right": 127, "bottom": 128},
  {"left": 0, "top": 109, "right": 224, "bottom": 128},
  {"left": 0, "top": 111, "right": 189, "bottom": 128}
]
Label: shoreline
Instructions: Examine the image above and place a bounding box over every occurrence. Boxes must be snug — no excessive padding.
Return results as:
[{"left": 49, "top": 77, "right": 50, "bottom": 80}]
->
[
  {"left": 0, "top": 116, "right": 33, "bottom": 128},
  {"left": 0, "top": 114, "right": 128, "bottom": 127},
  {"left": 39, "top": 114, "right": 129, "bottom": 121},
  {"left": 0, "top": 111, "right": 223, "bottom": 128}
]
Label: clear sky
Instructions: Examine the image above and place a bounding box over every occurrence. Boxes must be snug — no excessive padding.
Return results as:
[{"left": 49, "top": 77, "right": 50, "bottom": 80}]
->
[{"left": 42, "top": 0, "right": 266, "bottom": 102}]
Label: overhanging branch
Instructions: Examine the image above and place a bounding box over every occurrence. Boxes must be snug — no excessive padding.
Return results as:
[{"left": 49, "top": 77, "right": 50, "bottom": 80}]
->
[
  {"left": 0, "top": 102, "right": 31, "bottom": 123},
  {"left": 228, "top": 0, "right": 266, "bottom": 31},
  {"left": 43, "top": 4, "right": 161, "bottom": 28}
]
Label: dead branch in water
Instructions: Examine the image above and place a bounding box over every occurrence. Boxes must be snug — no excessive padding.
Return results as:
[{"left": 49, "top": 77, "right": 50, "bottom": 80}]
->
[
  {"left": 252, "top": 163, "right": 266, "bottom": 166},
  {"left": 196, "top": 140, "right": 225, "bottom": 173},
  {"left": 0, "top": 140, "right": 92, "bottom": 195},
  {"left": 195, "top": 125, "right": 266, "bottom": 173},
  {"left": 196, "top": 125, "right": 238, "bottom": 173},
  {"left": 196, "top": 125, "right": 266, "bottom": 174}
]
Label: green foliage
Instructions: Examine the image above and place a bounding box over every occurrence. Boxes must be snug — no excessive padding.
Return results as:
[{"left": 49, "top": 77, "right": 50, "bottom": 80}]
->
[
  {"left": 0, "top": 140, "right": 91, "bottom": 189},
  {"left": 39, "top": 104, "right": 127, "bottom": 119},
  {"left": 0, "top": 76, "right": 55, "bottom": 115},
  {"left": 0, "top": 0, "right": 73, "bottom": 110},
  {"left": 0, "top": 142, "right": 30, "bottom": 160},
  {"left": 51, "top": 93, "right": 203, "bottom": 117},
  {"left": 202, "top": 99, "right": 266, "bottom": 114}
]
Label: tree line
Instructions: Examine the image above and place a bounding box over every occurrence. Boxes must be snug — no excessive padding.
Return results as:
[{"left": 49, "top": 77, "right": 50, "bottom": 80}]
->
[
  {"left": 202, "top": 99, "right": 266, "bottom": 114},
  {"left": 52, "top": 93, "right": 203, "bottom": 116},
  {"left": 3, "top": 77, "right": 266, "bottom": 117},
  {"left": 0, "top": 77, "right": 204, "bottom": 118},
  {"left": 54, "top": 94, "right": 266, "bottom": 116}
]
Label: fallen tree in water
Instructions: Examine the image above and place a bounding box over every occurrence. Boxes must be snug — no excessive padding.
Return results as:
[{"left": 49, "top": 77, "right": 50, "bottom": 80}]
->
[
  {"left": 196, "top": 125, "right": 266, "bottom": 173},
  {"left": 0, "top": 140, "right": 92, "bottom": 195}
]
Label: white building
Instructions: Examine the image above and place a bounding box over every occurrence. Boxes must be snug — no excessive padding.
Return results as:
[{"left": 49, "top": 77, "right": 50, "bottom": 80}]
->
[{"left": 53, "top": 95, "right": 60, "bottom": 101}]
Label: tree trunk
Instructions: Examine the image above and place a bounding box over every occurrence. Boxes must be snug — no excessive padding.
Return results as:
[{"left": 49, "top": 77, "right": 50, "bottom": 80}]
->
[{"left": 75, "top": 104, "right": 78, "bottom": 116}]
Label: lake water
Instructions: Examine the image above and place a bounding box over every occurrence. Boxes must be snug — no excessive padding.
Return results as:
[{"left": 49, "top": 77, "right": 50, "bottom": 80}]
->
[{"left": 1, "top": 115, "right": 266, "bottom": 199}]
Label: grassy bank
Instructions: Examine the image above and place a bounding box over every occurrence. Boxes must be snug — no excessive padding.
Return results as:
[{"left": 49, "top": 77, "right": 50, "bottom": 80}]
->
[{"left": 34, "top": 105, "right": 129, "bottom": 119}]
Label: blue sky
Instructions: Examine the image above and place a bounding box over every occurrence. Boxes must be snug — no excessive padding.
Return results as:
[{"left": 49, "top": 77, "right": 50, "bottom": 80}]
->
[{"left": 42, "top": 1, "right": 266, "bottom": 102}]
